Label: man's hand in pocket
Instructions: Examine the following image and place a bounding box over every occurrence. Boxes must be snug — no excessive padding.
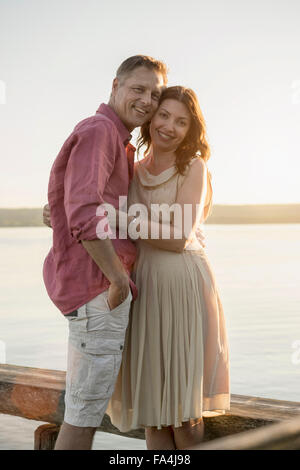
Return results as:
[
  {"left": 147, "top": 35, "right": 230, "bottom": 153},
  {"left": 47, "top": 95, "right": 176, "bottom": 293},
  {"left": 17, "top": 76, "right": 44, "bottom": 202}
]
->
[{"left": 107, "top": 279, "right": 130, "bottom": 310}]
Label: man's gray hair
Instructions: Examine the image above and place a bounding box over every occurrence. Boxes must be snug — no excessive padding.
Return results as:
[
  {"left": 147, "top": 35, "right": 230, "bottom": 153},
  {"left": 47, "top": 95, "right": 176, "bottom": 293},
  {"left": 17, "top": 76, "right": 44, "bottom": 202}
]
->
[{"left": 116, "top": 55, "right": 168, "bottom": 85}]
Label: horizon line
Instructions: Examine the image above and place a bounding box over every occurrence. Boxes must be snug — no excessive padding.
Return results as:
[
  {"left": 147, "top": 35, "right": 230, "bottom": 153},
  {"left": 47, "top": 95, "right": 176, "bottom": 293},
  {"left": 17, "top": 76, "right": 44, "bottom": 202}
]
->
[{"left": 1, "top": 203, "right": 300, "bottom": 210}]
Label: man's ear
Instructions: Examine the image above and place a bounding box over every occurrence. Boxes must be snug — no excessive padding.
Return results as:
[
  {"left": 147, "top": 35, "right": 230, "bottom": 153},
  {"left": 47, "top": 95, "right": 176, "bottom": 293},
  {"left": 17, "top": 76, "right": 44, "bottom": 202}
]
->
[{"left": 111, "top": 77, "right": 119, "bottom": 96}]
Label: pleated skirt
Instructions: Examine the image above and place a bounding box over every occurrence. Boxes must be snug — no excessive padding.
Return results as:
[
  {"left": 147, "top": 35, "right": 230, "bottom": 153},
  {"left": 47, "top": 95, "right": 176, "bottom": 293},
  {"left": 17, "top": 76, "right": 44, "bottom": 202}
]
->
[{"left": 106, "top": 241, "right": 230, "bottom": 431}]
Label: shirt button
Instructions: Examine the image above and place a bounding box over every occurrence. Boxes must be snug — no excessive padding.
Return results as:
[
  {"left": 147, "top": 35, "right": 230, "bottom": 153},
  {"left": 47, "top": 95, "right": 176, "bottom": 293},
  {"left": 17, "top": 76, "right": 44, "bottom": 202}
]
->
[
  {"left": 81, "top": 342, "right": 86, "bottom": 348},
  {"left": 120, "top": 345, "right": 123, "bottom": 350}
]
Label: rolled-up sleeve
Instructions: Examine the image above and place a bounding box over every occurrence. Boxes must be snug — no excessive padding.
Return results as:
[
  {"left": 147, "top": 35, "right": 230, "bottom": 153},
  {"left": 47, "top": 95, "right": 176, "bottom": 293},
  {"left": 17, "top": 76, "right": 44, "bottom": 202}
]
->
[{"left": 64, "top": 122, "right": 116, "bottom": 242}]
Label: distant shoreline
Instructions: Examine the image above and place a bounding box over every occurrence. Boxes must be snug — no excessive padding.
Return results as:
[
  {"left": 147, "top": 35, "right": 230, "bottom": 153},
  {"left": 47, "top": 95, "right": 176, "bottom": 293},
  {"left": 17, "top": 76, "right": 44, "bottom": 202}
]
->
[{"left": 0, "top": 205, "right": 299, "bottom": 226}]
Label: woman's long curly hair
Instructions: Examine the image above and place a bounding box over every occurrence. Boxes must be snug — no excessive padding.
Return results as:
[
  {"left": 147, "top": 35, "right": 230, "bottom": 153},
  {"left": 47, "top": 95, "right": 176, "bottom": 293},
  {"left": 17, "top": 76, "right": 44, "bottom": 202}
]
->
[{"left": 137, "top": 86, "right": 211, "bottom": 174}]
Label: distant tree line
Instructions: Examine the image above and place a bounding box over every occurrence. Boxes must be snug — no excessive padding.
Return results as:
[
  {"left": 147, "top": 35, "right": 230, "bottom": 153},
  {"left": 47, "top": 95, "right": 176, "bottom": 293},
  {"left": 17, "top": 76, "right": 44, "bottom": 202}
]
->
[
  {"left": 208, "top": 204, "right": 300, "bottom": 224},
  {"left": 0, "top": 208, "right": 44, "bottom": 227},
  {"left": 0, "top": 205, "right": 299, "bottom": 227}
]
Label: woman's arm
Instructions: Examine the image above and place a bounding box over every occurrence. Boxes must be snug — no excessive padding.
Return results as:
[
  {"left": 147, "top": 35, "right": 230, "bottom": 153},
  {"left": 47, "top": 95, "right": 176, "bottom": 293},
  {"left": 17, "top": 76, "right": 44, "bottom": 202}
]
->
[{"left": 130, "top": 158, "right": 208, "bottom": 253}]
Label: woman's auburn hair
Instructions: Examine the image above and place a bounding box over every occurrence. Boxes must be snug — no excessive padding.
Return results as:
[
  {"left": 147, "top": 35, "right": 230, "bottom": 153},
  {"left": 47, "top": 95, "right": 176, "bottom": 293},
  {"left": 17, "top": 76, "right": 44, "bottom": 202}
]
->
[{"left": 137, "top": 86, "right": 211, "bottom": 174}]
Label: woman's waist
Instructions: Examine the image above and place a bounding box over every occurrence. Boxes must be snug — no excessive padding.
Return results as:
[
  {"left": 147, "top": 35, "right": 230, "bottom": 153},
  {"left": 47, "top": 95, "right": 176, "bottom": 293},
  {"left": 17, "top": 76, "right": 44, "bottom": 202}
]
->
[{"left": 134, "top": 240, "right": 205, "bottom": 263}]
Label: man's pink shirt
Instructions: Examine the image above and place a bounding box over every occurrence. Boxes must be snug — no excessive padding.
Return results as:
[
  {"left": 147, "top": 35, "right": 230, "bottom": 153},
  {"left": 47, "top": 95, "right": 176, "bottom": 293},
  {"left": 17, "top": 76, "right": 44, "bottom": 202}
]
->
[{"left": 43, "top": 103, "right": 137, "bottom": 315}]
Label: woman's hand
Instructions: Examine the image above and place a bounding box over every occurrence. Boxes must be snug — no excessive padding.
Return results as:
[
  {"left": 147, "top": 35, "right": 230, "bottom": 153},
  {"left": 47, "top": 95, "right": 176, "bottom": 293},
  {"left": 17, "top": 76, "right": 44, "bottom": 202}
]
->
[{"left": 43, "top": 204, "right": 52, "bottom": 227}]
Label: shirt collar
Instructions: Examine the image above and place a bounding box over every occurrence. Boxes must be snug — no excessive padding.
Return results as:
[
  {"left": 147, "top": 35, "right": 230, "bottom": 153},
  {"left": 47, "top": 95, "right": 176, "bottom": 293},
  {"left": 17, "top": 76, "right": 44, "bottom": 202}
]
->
[{"left": 96, "top": 103, "right": 132, "bottom": 147}]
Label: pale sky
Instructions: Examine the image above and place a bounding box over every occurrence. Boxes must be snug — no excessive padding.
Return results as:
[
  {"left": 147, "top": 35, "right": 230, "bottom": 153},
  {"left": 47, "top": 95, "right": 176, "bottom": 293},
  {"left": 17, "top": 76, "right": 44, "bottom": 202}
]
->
[{"left": 0, "top": 0, "right": 299, "bottom": 207}]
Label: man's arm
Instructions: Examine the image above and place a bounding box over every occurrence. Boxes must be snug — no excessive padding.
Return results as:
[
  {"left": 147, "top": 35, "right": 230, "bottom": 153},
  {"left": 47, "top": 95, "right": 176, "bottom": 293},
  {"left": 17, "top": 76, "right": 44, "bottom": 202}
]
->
[
  {"left": 43, "top": 204, "right": 51, "bottom": 227},
  {"left": 42, "top": 203, "right": 129, "bottom": 308},
  {"left": 81, "top": 239, "right": 129, "bottom": 309},
  {"left": 63, "top": 124, "right": 129, "bottom": 309}
]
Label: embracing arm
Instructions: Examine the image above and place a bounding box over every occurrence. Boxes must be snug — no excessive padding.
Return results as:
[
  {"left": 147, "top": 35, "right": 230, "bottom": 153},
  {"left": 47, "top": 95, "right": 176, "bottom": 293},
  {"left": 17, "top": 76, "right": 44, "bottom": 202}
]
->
[
  {"left": 112, "top": 159, "right": 207, "bottom": 253},
  {"left": 142, "top": 159, "right": 207, "bottom": 252},
  {"left": 43, "top": 204, "right": 51, "bottom": 227}
]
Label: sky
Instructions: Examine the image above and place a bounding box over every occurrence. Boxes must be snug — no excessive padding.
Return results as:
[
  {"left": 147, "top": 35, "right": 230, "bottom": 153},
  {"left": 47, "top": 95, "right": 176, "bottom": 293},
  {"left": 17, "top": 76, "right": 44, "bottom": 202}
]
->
[{"left": 0, "top": 0, "right": 299, "bottom": 207}]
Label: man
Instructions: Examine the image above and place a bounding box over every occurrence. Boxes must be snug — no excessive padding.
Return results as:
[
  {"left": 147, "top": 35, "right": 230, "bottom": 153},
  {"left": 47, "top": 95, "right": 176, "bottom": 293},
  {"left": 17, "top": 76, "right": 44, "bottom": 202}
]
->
[{"left": 43, "top": 55, "right": 167, "bottom": 450}]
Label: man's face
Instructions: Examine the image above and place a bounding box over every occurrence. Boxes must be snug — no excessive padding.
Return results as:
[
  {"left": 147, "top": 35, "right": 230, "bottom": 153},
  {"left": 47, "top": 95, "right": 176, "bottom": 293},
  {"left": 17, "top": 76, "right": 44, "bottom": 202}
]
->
[{"left": 110, "top": 66, "right": 165, "bottom": 131}]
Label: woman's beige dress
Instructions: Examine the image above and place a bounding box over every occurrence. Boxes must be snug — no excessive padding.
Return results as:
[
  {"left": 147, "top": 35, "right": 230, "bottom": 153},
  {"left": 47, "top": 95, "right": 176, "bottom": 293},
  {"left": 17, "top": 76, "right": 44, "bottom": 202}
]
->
[{"left": 106, "top": 158, "right": 230, "bottom": 430}]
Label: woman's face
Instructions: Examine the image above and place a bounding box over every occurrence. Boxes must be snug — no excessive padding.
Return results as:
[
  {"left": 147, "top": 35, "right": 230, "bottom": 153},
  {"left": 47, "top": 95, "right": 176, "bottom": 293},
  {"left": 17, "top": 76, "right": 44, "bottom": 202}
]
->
[{"left": 149, "top": 98, "right": 191, "bottom": 153}]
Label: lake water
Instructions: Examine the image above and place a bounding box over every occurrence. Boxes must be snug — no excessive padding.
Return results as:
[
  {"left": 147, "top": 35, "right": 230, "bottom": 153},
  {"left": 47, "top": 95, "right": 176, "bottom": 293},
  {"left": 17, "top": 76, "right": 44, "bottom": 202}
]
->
[{"left": 0, "top": 225, "right": 300, "bottom": 449}]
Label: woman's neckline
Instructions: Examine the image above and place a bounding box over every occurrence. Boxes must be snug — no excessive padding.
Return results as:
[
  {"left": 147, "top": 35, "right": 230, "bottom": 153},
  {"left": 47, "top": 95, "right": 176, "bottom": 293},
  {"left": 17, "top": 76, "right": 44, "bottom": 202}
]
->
[{"left": 139, "top": 155, "right": 176, "bottom": 177}]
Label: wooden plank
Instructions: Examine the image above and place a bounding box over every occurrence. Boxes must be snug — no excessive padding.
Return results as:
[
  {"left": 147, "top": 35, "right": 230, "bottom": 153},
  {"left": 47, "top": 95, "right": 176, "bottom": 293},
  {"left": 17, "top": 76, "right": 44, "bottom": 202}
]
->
[
  {"left": 189, "top": 415, "right": 300, "bottom": 450},
  {"left": 34, "top": 424, "right": 60, "bottom": 450},
  {"left": 0, "top": 363, "right": 144, "bottom": 439},
  {"left": 0, "top": 363, "right": 66, "bottom": 389},
  {"left": 230, "top": 394, "right": 300, "bottom": 421},
  {"left": 201, "top": 415, "right": 271, "bottom": 441},
  {"left": 0, "top": 363, "right": 65, "bottom": 424},
  {"left": 1, "top": 363, "right": 300, "bottom": 443}
]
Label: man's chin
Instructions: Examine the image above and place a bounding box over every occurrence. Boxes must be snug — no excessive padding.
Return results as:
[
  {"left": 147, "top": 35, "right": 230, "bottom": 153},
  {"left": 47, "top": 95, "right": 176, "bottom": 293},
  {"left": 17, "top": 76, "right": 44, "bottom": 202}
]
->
[{"left": 131, "top": 118, "right": 148, "bottom": 129}]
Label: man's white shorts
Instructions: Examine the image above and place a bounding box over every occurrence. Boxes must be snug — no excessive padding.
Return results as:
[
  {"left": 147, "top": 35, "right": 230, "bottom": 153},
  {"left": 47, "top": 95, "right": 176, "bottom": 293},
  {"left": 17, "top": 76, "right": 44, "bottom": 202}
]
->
[{"left": 64, "top": 289, "right": 132, "bottom": 428}]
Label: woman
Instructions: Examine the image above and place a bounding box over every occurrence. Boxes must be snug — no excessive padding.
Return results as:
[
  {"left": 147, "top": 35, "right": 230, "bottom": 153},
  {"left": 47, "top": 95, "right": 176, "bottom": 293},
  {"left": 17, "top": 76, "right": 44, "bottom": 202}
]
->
[{"left": 106, "top": 86, "right": 230, "bottom": 449}]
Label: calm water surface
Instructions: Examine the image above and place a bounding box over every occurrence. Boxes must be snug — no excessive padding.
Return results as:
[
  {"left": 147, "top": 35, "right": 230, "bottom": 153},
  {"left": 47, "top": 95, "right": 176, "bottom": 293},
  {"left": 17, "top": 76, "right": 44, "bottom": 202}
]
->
[{"left": 0, "top": 225, "right": 300, "bottom": 449}]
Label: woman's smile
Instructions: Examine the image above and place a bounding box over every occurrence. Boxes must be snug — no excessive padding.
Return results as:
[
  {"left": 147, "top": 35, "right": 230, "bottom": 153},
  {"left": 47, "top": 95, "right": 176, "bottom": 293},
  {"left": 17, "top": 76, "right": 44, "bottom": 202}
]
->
[{"left": 156, "top": 129, "right": 174, "bottom": 141}]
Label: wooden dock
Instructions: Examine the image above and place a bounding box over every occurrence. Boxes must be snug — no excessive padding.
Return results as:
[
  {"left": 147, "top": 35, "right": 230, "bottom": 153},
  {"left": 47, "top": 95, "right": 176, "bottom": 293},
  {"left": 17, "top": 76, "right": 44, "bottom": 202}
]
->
[{"left": 1, "top": 363, "right": 300, "bottom": 450}]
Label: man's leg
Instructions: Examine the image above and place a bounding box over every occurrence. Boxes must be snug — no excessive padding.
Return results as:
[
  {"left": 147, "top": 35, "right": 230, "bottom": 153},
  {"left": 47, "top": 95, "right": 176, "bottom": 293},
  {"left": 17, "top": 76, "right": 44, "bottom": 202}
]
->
[{"left": 57, "top": 290, "right": 132, "bottom": 450}]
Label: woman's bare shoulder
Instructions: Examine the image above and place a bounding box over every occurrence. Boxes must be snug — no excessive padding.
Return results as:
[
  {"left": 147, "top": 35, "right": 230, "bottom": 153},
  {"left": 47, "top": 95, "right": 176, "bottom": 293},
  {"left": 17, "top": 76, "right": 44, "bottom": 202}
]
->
[
  {"left": 191, "top": 157, "right": 206, "bottom": 170},
  {"left": 185, "top": 157, "right": 207, "bottom": 179}
]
